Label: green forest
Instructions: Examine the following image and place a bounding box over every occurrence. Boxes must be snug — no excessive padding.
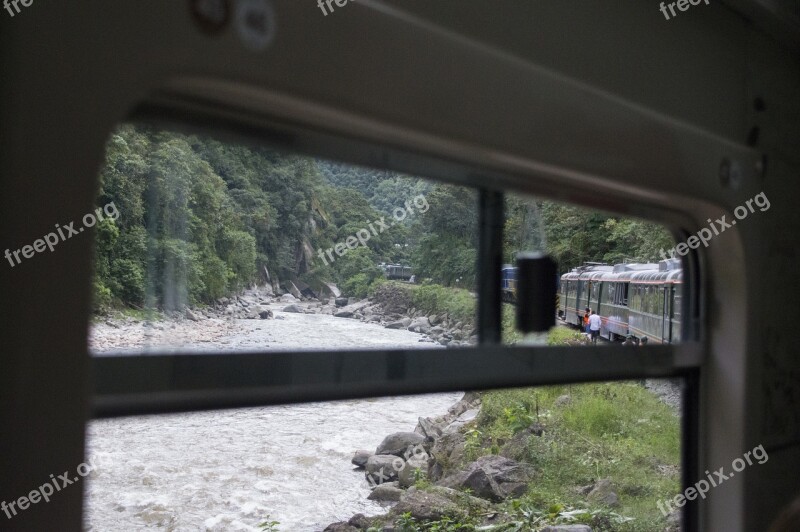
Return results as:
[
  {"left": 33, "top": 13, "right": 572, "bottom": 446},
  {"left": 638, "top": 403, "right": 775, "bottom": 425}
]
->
[{"left": 91, "top": 124, "right": 673, "bottom": 311}]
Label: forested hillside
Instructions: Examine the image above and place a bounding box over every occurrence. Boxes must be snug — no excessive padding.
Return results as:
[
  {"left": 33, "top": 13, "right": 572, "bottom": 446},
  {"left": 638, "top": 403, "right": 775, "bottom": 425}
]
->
[{"left": 92, "top": 125, "right": 673, "bottom": 311}]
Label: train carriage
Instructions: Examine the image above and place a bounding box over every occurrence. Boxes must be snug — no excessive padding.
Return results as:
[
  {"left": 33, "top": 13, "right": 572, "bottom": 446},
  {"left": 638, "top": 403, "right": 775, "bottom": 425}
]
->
[{"left": 559, "top": 260, "right": 682, "bottom": 344}]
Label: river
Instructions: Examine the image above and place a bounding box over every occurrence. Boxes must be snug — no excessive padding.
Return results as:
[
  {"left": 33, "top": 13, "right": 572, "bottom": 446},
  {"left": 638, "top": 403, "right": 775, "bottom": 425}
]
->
[{"left": 85, "top": 304, "right": 462, "bottom": 531}]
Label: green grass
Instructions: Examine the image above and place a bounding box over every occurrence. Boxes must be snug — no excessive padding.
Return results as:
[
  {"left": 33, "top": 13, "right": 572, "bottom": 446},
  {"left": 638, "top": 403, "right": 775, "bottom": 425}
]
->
[
  {"left": 467, "top": 382, "right": 680, "bottom": 531},
  {"left": 452, "top": 324, "right": 681, "bottom": 531}
]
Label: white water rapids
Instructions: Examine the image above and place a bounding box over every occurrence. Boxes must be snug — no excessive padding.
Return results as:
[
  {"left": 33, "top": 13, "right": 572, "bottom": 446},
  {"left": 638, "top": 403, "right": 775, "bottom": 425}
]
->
[{"left": 85, "top": 306, "right": 462, "bottom": 531}]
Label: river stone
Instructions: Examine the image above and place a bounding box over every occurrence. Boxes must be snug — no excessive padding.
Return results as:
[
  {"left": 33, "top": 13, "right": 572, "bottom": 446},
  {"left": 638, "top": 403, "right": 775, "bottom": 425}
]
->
[
  {"left": 398, "top": 454, "right": 430, "bottom": 488},
  {"left": 259, "top": 309, "right": 273, "bottom": 319},
  {"left": 334, "top": 310, "right": 354, "bottom": 318},
  {"left": 389, "top": 489, "right": 468, "bottom": 522},
  {"left": 376, "top": 432, "right": 426, "bottom": 457},
  {"left": 385, "top": 320, "right": 406, "bottom": 329},
  {"left": 424, "top": 485, "right": 492, "bottom": 511},
  {"left": 436, "top": 455, "right": 533, "bottom": 501},
  {"left": 279, "top": 293, "right": 297, "bottom": 303},
  {"left": 366, "top": 454, "right": 402, "bottom": 484},
  {"left": 430, "top": 431, "right": 466, "bottom": 479},
  {"left": 407, "top": 317, "right": 431, "bottom": 333},
  {"left": 334, "top": 297, "right": 349, "bottom": 307},
  {"left": 416, "top": 416, "right": 443, "bottom": 439},
  {"left": 282, "top": 304, "right": 302, "bottom": 313},
  {"left": 368, "top": 483, "right": 404, "bottom": 502},
  {"left": 351, "top": 450, "right": 372, "bottom": 469},
  {"left": 347, "top": 514, "right": 373, "bottom": 529}
]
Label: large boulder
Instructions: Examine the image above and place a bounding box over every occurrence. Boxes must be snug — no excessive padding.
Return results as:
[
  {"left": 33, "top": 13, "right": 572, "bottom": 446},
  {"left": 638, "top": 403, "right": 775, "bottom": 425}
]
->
[
  {"left": 351, "top": 450, "right": 372, "bottom": 469},
  {"left": 365, "top": 454, "right": 402, "bottom": 484},
  {"left": 334, "top": 297, "right": 349, "bottom": 307},
  {"left": 368, "top": 483, "right": 404, "bottom": 502},
  {"left": 436, "top": 455, "right": 533, "bottom": 501},
  {"left": 407, "top": 317, "right": 431, "bottom": 333},
  {"left": 376, "top": 432, "right": 426, "bottom": 457},
  {"left": 334, "top": 310, "right": 355, "bottom": 318},
  {"left": 282, "top": 304, "right": 303, "bottom": 313},
  {"left": 398, "top": 454, "right": 430, "bottom": 488},
  {"left": 259, "top": 309, "right": 273, "bottom": 319},
  {"left": 389, "top": 489, "right": 468, "bottom": 522},
  {"left": 429, "top": 431, "right": 466, "bottom": 480}
]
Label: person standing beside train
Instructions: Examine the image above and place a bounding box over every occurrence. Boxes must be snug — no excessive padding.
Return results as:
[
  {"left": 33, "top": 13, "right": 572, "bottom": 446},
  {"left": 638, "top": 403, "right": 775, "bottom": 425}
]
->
[
  {"left": 589, "top": 310, "right": 602, "bottom": 344},
  {"left": 583, "top": 307, "right": 591, "bottom": 334}
]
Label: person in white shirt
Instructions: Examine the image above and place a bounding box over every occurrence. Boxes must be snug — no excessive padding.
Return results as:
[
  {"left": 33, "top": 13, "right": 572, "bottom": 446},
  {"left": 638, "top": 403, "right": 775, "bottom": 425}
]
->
[{"left": 588, "top": 310, "right": 602, "bottom": 344}]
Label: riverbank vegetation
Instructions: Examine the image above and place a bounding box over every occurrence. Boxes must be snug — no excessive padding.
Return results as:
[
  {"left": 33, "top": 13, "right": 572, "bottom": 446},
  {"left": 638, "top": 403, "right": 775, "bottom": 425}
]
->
[{"left": 92, "top": 125, "right": 672, "bottom": 314}]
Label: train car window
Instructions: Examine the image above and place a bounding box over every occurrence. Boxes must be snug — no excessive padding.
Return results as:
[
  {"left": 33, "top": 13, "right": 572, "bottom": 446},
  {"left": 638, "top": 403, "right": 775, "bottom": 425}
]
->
[
  {"left": 501, "top": 193, "right": 681, "bottom": 346},
  {"left": 87, "top": 121, "right": 697, "bottom": 531},
  {"left": 89, "top": 124, "right": 479, "bottom": 355},
  {"left": 85, "top": 380, "right": 684, "bottom": 530}
]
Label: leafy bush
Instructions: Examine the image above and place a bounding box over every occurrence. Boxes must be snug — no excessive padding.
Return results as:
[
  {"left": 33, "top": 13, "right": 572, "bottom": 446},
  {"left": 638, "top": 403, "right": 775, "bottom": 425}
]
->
[
  {"left": 412, "top": 284, "right": 475, "bottom": 327},
  {"left": 343, "top": 273, "right": 371, "bottom": 299}
]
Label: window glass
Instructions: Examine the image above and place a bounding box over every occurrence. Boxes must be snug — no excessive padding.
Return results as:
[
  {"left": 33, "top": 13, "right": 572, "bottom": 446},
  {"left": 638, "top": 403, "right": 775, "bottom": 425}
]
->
[
  {"left": 85, "top": 380, "right": 683, "bottom": 531},
  {"left": 503, "top": 194, "right": 680, "bottom": 345},
  {"left": 89, "top": 124, "right": 478, "bottom": 354}
]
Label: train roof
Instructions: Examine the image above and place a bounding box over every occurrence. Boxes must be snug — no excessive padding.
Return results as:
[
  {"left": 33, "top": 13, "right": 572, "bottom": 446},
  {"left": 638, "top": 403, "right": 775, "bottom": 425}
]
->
[{"left": 561, "top": 260, "right": 682, "bottom": 282}]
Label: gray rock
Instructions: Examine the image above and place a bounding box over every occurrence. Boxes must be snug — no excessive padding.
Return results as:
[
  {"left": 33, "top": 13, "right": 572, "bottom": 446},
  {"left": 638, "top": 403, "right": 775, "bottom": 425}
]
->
[
  {"left": 259, "top": 309, "right": 273, "bottom": 319},
  {"left": 366, "top": 454, "right": 403, "bottom": 484},
  {"left": 398, "top": 454, "right": 430, "bottom": 488},
  {"left": 352, "top": 450, "right": 372, "bottom": 469},
  {"left": 587, "top": 478, "right": 620, "bottom": 507},
  {"left": 334, "top": 310, "right": 355, "bottom": 318},
  {"left": 347, "top": 514, "right": 372, "bottom": 529},
  {"left": 282, "top": 304, "right": 302, "bottom": 313},
  {"left": 416, "top": 416, "right": 443, "bottom": 439},
  {"left": 376, "top": 432, "right": 426, "bottom": 457},
  {"left": 389, "top": 489, "right": 467, "bottom": 522},
  {"left": 184, "top": 308, "right": 200, "bottom": 321},
  {"left": 279, "top": 293, "right": 297, "bottom": 303},
  {"left": 368, "top": 483, "right": 404, "bottom": 502},
  {"left": 430, "top": 432, "right": 466, "bottom": 480},
  {"left": 442, "top": 408, "right": 479, "bottom": 435},
  {"left": 385, "top": 320, "right": 406, "bottom": 329},
  {"left": 407, "top": 317, "right": 431, "bottom": 333},
  {"left": 335, "top": 297, "right": 349, "bottom": 307},
  {"left": 436, "top": 455, "right": 533, "bottom": 501}
]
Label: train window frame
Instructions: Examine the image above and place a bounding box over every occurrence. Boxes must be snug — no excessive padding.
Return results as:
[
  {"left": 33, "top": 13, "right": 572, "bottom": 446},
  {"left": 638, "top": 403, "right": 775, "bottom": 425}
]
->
[{"left": 89, "top": 108, "right": 705, "bottom": 530}]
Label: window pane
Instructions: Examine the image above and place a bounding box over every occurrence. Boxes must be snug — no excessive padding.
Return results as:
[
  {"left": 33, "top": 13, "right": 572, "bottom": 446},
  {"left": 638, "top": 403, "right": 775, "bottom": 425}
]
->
[
  {"left": 502, "top": 194, "right": 681, "bottom": 346},
  {"left": 85, "top": 379, "right": 683, "bottom": 531},
  {"left": 89, "top": 124, "right": 479, "bottom": 354}
]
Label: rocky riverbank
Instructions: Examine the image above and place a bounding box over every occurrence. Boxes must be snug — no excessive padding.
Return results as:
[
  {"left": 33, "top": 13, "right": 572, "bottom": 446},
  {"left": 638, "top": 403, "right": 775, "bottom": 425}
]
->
[{"left": 91, "top": 282, "right": 477, "bottom": 353}]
